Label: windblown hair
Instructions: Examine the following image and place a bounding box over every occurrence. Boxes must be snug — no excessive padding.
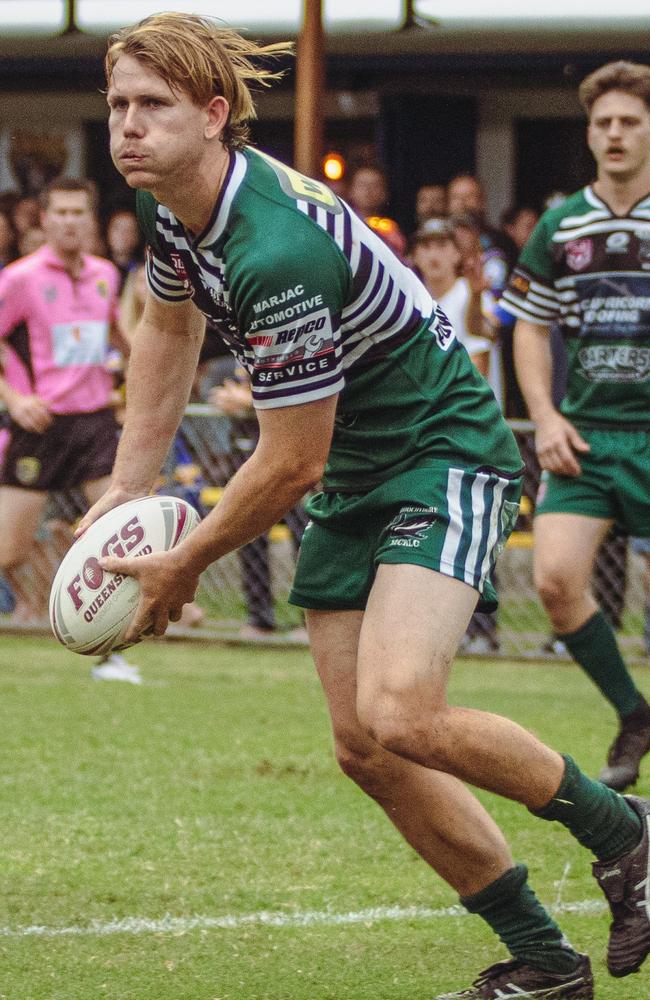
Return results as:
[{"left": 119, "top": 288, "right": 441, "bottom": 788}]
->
[
  {"left": 105, "top": 12, "right": 293, "bottom": 150},
  {"left": 579, "top": 61, "right": 650, "bottom": 116}
]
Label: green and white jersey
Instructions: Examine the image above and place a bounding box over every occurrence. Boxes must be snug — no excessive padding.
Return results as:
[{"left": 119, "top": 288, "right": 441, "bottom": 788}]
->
[
  {"left": 138, "top": 147, "right": 521, "bottom": 489},
  {"left": 501, "top": 186, "right": 650, "bottom": 429}
]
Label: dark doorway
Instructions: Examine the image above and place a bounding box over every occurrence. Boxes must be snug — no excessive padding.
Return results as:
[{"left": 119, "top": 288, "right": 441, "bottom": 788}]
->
[
  {"left": 379, "top": 93, "right": 477, "bottom": 232},
  {"left": 516, "top": 118, "right": 594, "bottom": 211}
]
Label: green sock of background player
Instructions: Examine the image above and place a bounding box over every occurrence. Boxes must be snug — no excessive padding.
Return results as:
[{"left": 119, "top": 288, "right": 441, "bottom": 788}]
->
[{"left": 562, "top": 609, "right": 648, "bottom": 717}]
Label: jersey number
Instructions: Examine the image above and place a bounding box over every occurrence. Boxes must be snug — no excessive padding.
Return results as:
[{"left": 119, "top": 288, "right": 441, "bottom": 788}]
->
[{"left": 257, "top": 150, "right": 340, "bottom": 212}]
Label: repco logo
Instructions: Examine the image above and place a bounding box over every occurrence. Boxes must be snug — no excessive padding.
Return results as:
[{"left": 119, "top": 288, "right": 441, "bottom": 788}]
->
[{"left": 66, "top": 516, "right": 145, "bottom": 612}]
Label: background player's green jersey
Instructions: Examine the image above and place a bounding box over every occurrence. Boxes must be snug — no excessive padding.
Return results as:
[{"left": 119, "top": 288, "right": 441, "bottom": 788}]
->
[
  {"left": 501, "top": 186, "right": 650, "bottom": 429},
  {"left": 137, "top": 147, "right": 521, "bottom": 490}
]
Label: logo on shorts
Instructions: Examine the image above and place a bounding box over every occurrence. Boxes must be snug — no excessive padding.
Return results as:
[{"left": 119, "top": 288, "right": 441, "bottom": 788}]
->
[
  {"left": 15, "top": 456, "right": 40, "bottom": 486},
  {"left": 386, "top": 506, "right": 438, "bottom": 548}
]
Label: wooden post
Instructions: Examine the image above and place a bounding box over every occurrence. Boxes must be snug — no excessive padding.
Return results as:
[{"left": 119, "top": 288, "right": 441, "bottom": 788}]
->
[{"left": 294, "top": 0, "right": 324, "bottom": 177}]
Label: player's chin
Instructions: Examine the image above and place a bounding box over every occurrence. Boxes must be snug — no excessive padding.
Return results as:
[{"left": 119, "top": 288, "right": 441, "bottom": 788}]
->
[{"left": 118, "top": 165, "right": 156, "bottom": 189}]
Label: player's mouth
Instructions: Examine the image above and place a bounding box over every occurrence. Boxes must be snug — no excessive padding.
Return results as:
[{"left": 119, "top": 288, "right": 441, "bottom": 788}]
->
[{"left": 119, "top": 151, "right": 146, "bottom": 165}]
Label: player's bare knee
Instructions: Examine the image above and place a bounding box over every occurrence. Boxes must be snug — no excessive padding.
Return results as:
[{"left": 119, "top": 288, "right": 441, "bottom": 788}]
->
[
  {"left": 358, "top": 698, "right": 426, "bottom": 759},
  {"left": 360, "top": 692, "right": 459, "bottom": 770},
  {"left": 535, "top": 568, "right": 571, "bottom": 615},
  {"left": 334, "top": 737, "right": 391, "bottom": 794}
]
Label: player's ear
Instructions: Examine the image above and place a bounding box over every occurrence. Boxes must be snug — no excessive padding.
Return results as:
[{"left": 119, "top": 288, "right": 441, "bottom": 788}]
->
[{"left": 205, "top": 96, "right": 229, "bottom": 141}]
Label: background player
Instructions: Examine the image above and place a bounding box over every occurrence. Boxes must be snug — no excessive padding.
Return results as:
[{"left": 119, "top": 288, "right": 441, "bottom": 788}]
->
[{"left": 504, "top": 61, "right": 650, "bottom": 792}]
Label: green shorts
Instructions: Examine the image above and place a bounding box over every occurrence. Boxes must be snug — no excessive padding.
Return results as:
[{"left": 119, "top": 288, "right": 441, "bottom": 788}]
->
[
  {"left": 290, "top": 463, "right": 522, "bottom": 613},
  {"left": 535, "top": 428, "right": 650, "bottom": 536}
]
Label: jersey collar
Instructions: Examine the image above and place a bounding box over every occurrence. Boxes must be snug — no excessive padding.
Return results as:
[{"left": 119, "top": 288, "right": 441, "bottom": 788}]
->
[
  {"left": 192, "top": 150, "right": 247, "bottom": 248},
  {"left": 586, "top": 183, "right": 650, "bottom": 218}
]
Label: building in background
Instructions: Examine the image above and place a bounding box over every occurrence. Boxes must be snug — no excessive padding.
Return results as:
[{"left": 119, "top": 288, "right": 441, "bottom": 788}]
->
[{"left": 0, "top": 7, "right": 647, "bottom": 231}]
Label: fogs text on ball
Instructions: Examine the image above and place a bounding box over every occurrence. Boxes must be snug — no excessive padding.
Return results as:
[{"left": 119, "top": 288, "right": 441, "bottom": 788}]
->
[{"left": 49, "top": 496, "right": 200, "bottom": 656}]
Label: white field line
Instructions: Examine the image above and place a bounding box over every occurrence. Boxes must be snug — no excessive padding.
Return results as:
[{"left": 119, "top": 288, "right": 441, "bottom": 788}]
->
[{"left": 0, "top": 900, "right": 606, "bottom": 939}]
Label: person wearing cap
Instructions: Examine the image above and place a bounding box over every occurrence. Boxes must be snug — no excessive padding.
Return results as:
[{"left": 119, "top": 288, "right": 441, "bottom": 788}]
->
[
  {"left": 411, "top": 216, "right": 492, "bottom": 379},
  {"left": 412, "top": 216, "right": 503, "bottom": 655}
]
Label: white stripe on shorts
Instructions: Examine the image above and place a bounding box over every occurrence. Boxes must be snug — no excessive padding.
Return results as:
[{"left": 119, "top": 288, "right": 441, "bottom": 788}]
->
[
  {"left": 439, "top": 468, "right": 464, "bottom": 573},
  {"left": 440, "top": 468, "right": 511, "bottom": 591},
  {"left": 464, "top": 473, "right": 488, "bottom": 586}
]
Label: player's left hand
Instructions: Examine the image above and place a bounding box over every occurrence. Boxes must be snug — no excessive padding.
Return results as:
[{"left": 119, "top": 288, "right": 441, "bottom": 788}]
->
[
  {"left": 75, "top": 487, "right": 149, "bottom": 538},
  {"left": 99, "top": 546, "right": 200, "bottom": 642}
]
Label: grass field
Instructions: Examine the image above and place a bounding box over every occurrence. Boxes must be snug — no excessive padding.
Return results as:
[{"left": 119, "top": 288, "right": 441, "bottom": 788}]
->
[{"left": 1, "top": 635, "right": 649, "bottom": 999}]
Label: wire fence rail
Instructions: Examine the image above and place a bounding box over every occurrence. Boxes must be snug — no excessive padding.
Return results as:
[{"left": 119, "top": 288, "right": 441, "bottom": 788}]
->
[{"left": 1, "top": 411, "right": 648, "bottom": 662}]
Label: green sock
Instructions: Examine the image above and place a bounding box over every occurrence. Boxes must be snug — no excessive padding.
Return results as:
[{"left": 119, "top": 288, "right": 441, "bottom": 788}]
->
[
  {"left": 532, "top": 754, "right": 642, "bottom": 861},
  {"left": 461, "top": 864, "right": 580, "bottom": 973},
  {"left": 562, "top": 610, "right": 643, "bottom": 718}
]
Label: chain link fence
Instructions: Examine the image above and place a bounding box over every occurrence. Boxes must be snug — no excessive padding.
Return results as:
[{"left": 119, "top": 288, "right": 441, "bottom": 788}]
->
[{"left": 1, "top": 410, "right": 649, "bottom": 661}]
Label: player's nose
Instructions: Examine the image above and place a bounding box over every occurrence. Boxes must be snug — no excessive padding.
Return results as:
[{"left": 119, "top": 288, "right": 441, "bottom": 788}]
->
[{"left": 123, "top": 106, "right": 145, "bottom": 136}]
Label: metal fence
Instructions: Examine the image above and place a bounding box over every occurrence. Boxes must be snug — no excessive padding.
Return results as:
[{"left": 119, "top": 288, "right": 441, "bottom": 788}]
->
[{"left": 2, "top": 409, "right": 649, "bottom": 661}]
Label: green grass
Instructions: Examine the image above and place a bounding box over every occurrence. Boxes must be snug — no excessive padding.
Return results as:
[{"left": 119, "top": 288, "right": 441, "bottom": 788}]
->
[{"left": 0, "top": 637, "right": 648, "bottom": 999}]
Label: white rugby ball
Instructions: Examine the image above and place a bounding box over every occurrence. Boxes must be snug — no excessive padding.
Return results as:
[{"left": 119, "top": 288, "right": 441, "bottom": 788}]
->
[{"left": 49, "top": 495, "right": 201, "bottom": 656}]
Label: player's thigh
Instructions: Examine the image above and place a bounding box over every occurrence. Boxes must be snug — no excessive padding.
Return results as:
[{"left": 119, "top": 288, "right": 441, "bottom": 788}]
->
[
  {"left": 82, "top": 475, "right": 112, "bottom": 508},
  {"left": 0, "top": 486, "right": 48, "bottom": 566},
  {"left": 357, "top": 564, "right": 478, "bottom": 713},
  {"left": 533, "top": 512, "right": 612, "bottom": 591},
  {"left": 306, "top": 608, "right": 369, "bottom": 745}
]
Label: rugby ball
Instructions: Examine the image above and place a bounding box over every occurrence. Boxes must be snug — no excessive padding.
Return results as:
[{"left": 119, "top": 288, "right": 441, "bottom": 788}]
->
[{"left": 49, "top": 495, "right": 201, "bottom": 656}]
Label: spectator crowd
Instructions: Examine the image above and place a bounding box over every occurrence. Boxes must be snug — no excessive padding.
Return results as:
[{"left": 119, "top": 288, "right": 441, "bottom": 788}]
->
[{"left": 0, "top": 156, "right": 647, "bottom": 668}]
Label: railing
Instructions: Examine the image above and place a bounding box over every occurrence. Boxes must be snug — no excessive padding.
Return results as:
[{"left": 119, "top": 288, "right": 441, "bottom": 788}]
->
[{"left": 1, "top": 410, "right": 648, "bottom": 661}]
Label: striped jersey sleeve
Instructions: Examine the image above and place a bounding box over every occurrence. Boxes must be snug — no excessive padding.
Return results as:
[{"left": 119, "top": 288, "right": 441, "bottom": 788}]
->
[
  {"left": 500, "top": 215, "right": 561, "bottom": 325},
  {"left": 227, "top": 216, "right": 350, "bottom": 410},
  {"left": 136, "top": 189, "right": 192, "bottom": 305},
  {"left": 144, "top": 245, "right": 193, "bottom": 304}
]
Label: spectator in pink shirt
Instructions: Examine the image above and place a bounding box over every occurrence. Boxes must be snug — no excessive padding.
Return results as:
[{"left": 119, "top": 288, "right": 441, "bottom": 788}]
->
[{"left": 0, "top": 177, "right": 138, "bottom": 681}]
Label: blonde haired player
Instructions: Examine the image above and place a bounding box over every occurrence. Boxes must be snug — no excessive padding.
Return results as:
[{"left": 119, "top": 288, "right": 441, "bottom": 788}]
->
[{"left": 80, "top": 15, "right": 650, "bottom": 996}]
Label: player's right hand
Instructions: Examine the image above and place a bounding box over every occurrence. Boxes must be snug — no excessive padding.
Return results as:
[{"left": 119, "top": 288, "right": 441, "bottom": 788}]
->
[
  {"left": 535, "top": 411, "right": 590, "bottom": 477},
  {"left": 8, "top": 393, "right": 52, "bottom": 433},
  {"left": 74, "top": 487, "right": 149, "bottom": 538}
]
